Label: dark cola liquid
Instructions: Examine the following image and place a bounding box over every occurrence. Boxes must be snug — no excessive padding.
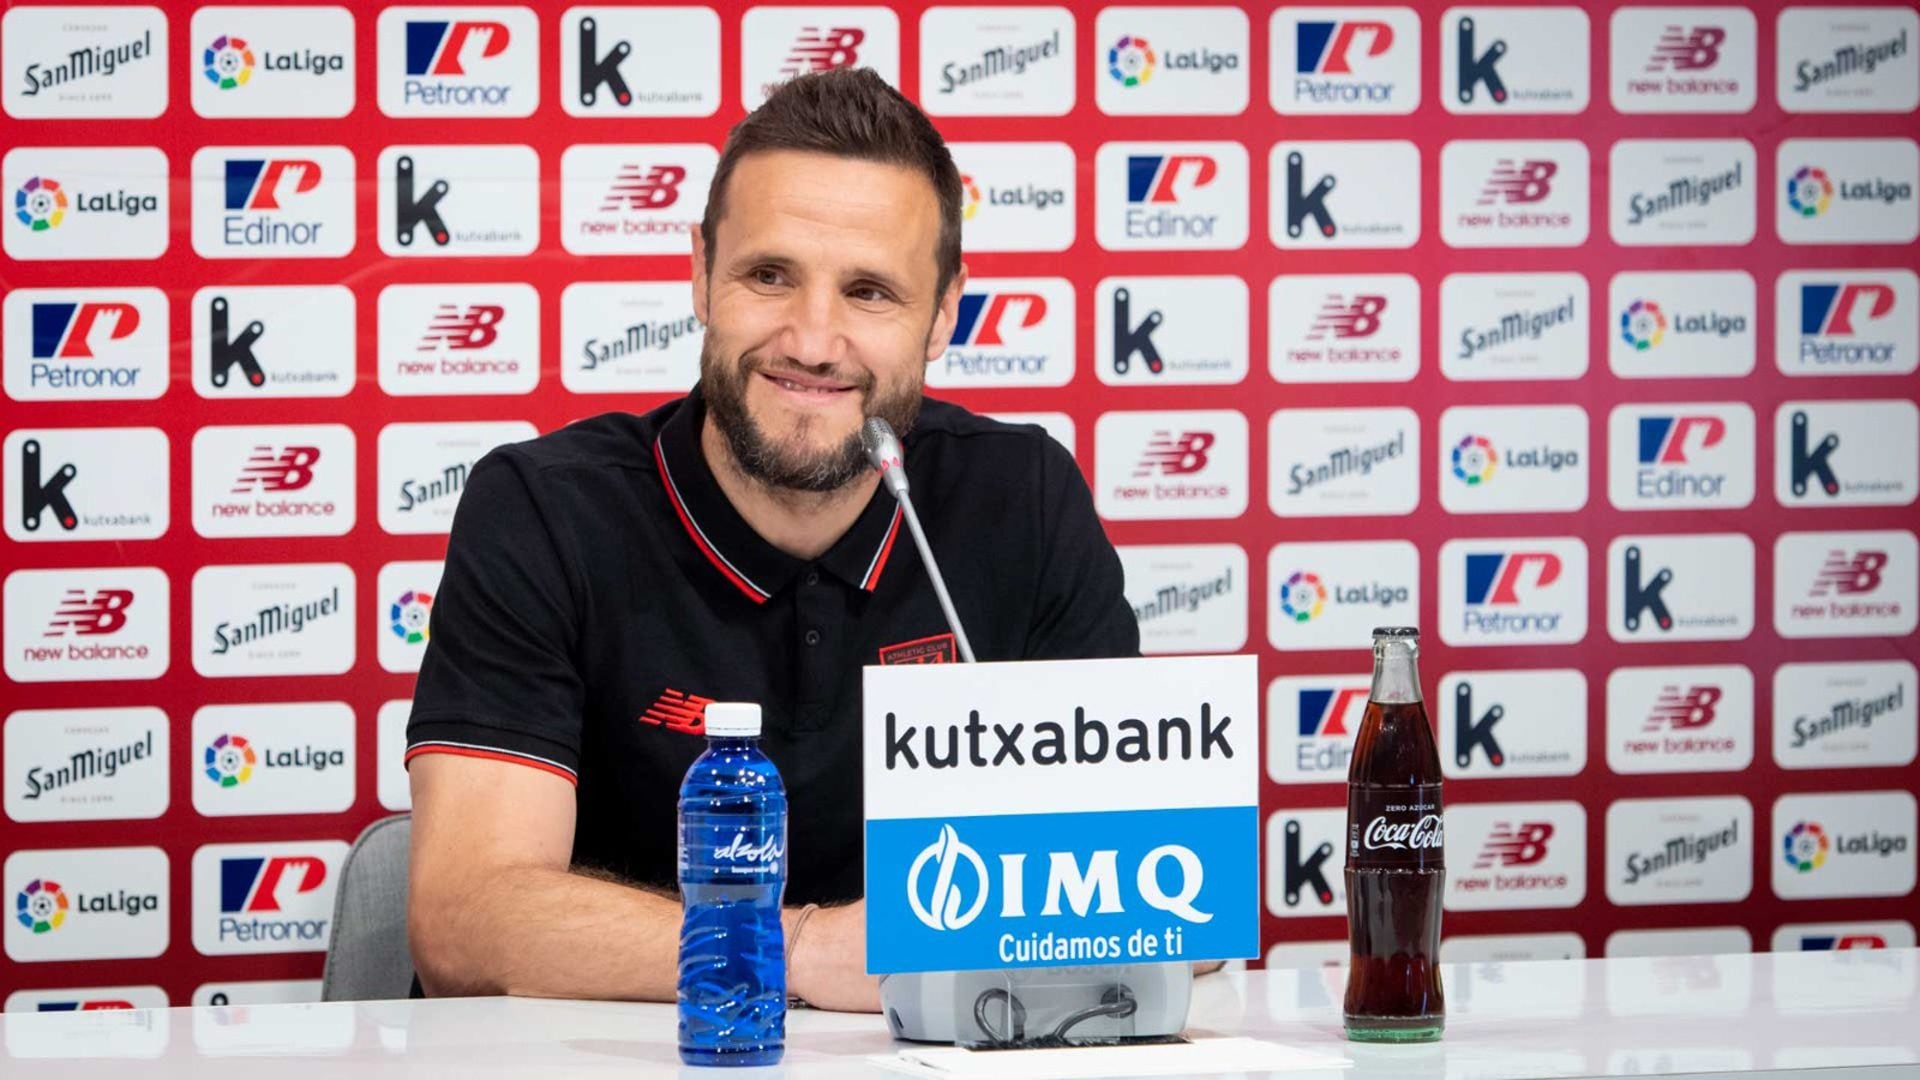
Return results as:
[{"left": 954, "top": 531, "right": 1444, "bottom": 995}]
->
[{"left": 1344, "top": 698, "right": 1445, "bottom": 1041}]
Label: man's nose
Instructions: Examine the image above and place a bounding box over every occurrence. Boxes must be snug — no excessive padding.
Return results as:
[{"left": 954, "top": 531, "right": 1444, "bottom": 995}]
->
[{"left": 773, "top": 284, "right": 850, "bottom": 369}]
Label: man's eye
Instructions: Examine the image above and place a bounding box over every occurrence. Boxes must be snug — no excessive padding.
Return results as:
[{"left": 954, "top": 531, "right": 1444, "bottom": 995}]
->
[
  {"left": 851, "top": 286, "right": 891, "bottom": 302},
  {"left": 752, "top": 268, "right": 785, "bottom": 286}
]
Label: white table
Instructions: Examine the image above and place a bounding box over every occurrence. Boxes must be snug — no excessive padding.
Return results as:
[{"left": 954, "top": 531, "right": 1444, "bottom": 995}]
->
[{"left": 6, "top": 949, "right": 1917, "bottom": 1077}]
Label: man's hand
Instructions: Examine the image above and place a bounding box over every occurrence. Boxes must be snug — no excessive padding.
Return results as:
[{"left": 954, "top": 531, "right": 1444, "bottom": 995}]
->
[{"left": 787, "top": 901, "right": 881, "bottom": 1012}]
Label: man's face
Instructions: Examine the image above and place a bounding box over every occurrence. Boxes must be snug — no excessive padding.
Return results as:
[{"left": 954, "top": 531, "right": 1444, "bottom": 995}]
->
[{"left": 693, "top": 150, "right": 964, "bottom": 492}]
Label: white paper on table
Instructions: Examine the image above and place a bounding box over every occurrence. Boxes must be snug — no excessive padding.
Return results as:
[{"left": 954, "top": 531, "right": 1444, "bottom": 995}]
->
[{"left": 871, "top": 1036, "right": 1350, "bottom": 1078}]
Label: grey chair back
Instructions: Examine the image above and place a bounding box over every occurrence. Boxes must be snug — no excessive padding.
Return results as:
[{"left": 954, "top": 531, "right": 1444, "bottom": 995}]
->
[{"left": 321, "top": 814, "right": 414, "bottom": 1001}]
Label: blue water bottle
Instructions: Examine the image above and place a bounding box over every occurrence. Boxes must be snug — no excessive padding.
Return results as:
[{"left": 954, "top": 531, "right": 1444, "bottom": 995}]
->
[{"left": 678, "top": 702, "right": 787, "bottom": 1067}]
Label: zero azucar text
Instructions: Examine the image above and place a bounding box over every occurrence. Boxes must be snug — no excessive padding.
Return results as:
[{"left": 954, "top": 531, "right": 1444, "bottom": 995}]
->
[{"left": 884, "top": 704, "right": 1234, "bottom": 770}]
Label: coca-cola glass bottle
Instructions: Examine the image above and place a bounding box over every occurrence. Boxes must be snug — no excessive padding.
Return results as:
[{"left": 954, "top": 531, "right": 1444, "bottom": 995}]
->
[{"left": 1344, "top": 626, "right": 1445, "bottom": 1042}]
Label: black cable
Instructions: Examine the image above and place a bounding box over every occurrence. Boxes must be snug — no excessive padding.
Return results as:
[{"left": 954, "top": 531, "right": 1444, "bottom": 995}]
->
[
  {"left": 971, "top": 987, "right": 1026, "bottom": 1045},
  {"left": 1051, "top": 986, "right": 1137, "bottom": 1043},
  {"left": 970, "top": 985, "right": 1140, "bottom": 1048}
]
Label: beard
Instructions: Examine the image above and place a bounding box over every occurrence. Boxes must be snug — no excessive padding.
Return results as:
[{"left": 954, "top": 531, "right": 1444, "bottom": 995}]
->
[{"left": 701, "top": 334, "right": 925, "bottom": 494}]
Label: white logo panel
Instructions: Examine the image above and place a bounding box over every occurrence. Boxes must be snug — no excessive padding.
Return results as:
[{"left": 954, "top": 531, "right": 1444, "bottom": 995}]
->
[
  {"left": 1094, "top": 5, "right": 1249, "bottom": 116},
  {"left": 192, "top": 702, "right": 355, "bottom": 817},
  {"left": 931, "top": 277, "right": 1075, "bottom": 388},
  {"left": 5, "top": 984, "right": 169, "bottom": 1013},
  {"left": 1774, "top": 401, "right": 1918, "bottom": 508},
  {"left": 2, "top": 6, "right": 167, "bottom": 119},
  {"left": 1441, "top": 139, "right": 1590, "bottom": 248},
  {"left": 192, "top": 424, "right": 356, "bottom": 539},
  {"left": 3, "top": 567, "right": 170, "bottom": 684},
  {"left": 191, "top": 979, "right": 323, "bottom": 1006},
  {"left": 559, "top": 143, "right": 716, "bottom": 256},
  {"left": 190, "top": 5, "right": 356, "bottom": 118},
  {"left": 1608, "top": 139, "right": 1756, "bottom": 246},
  {"left": 1441, "top": 7, "right": 1591, "bottom": 114},
  {"left": 376, "top": 5, "right": 539, "bottom": 118},
  {"left": 740, "top": 6, "right": 900, "bottom": 110},
  {"left": 4, "top": 427, "right": 169, "bottom": 543},
  {"left": 1270, "top": 141, "right": 1420, "bottom": 250},
  {"left": 1608, "top": 271, "right": 1756, "bottom": 379},
  {"left": 377, "top": 560, "right": 444, "bottom": 674},
  {"left": 1267, "top": 540, "right": 1419, "bottom": 652},
  {"left": 1775, "top": 268, "right": 1919, "bottom": 377},
  {"left": 3, "top": 847, "right": 168, "bottom": 963},
  {"left": 1773, "top": 529, "right": 1918, "bottom": 639},
  {"left": 1773, "top": 660, "right": 1917, "bottom": 771},
  {"left": 559, "top": 7, "right": 720, "bottom": 117},
  {"left": 191, "top": 285, "right": 356, "bottom": 399},
  {"left": 378, "top": 282, "right": 540, "bottom": 395},
  {"left": 1095, "top": 277, "right": 1247, "bottom": 386},
  {"left": 191, "top": 563, "right": 355, "bottom": 678},
  {"left": 919, "top": 5, "right": 1074, "bottom": 117},
  {"left": 5, "top": 287, "right": 170, "bottom": 402},
  {"left": 1438, "top": 538, "right": 1589, "bottom": 647},
  {"left": 1269, "top": 407, "right": 1419, "bottom": 517},
  {"left": 1444, "top": 801, "right": 1586, "bottom": 911},
  {"left": 377, "top": 699, "right": 414, "bottom": 812},
  {"left": 376, "top": 144, "right": 539, "bottom": 257},
  {"left": 560, "top": 281, "right": 702, "bottom": 394},
  {"left": 1607, "top": 402, "right": 1756, "bottom": 511},
  {"left": 1609, "top": 7, "right": 1757, "bottom": 114},
  {"left": 1773, "top": 791, "right": 1916, "bottom": 900},
  {"left": 1607, "top": 534, "right": 1756, "bottom": 643},
  {"left": 190, "top": 145, "right": 356, "bottom": 259},
  {"left": 1119, "top": 544, "right": 1247, "bottom": 655},
  {"left": 1605, "top": 926, "right": 1752, "bottom": 958},
  {"left": 1266, "top": 674, "right": 1368, "bottom": 785},
  {"left": 2, "top": 147, "right": 168, "bottom": 261},
  {"left": 1777, "top": 7, "right": 1919, "bottom": 113},
  {"left": 378, "top": 421, "right": 538, "bottom": 535},
  {"left": 1440, "top": 932, "right": 1585, "bottom": 963},
  {"left": 1438, "top": 669, "right": 1588, "bottom": 777},
  {"left": 191, "top": 841, "right": 348, "bottom": 956},
  {"left": 1606, "top": 665, "right": 1755, "bottom": 775},
  {"left": 1771, "top": 921, "right": 1917, "bottom": 952},
  {"left": 1098, "top": 140, "right": 1248, "bottom": 251},
  {"left": 5, "top": 707, "right": 169, "bottom": 823},
  {"left": 1093, "top": 410, "right": 1248, "bottom": 521},
  {"left": 1272, "top": 6, "right": 1421, "bottom": 116},
  {"left": 1440, "top": 272, "right": 1588, "bottom": 381},
  {"left": 1606, "top": 796, "right": 1753, "bottom": 906},
  {"left": 1777, "top": 138, "right": 1920, "bottom": 246},
  {"left": 1270, "top": 274, "right": 1419, "bottom": 384},
  {"left": 1437, "top": 405, "right": 1589, "bottom": 514}
]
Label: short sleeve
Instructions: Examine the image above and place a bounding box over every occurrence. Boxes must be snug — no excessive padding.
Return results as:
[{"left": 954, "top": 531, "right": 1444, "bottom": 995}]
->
[
  {"left": 1022, "top": 437, "right": 1142, "bottom": 661},
  {"left": 406, "top": 451, "right": 586, "bottom": 784}
]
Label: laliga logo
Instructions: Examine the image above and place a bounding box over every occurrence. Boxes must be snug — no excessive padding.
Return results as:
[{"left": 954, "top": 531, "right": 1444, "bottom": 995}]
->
[
  {"left": 1783, "top": 821, "right": 1828, "bottom": 872},
  {"left": 1787, "top": 166, "right": 1834, "bottom": 217},
  {"left": 1451, "top": 434, "right": 1497, "bottom": 485},
  {"left": 1620, "top": 299, "right": 1666, "bottom": 350},
  {"left": 204, "top": 733, "right": 257, "bottom": 787},
  {"left": 958, "top": 173, "right": 982, "bottom": 220},
  {"left": 203, "top": 35, "right": 255, "bottom": 89},
  {"left": 1108, "top": 35, "right": 1155, "bottom": 86},
  {"left": 14, "top": 176, "right": 68, "bottom": 231},
  {"left": 906, "top": 824, "right": 1212, "bottom": 933},
  {"left": 15, "top": 879, "right": 69, "bottom": 934}
]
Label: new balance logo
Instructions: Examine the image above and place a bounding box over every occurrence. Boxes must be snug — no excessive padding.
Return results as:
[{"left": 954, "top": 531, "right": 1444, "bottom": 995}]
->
[
  {"left": 1134, "top": 432, "right": 1213, "bottom": 477},
  {"left": 1474, "top": 822, "right": 1553, "bottom": 867},
  {"left": 576, "top": 16, "right": 631, "bottom": 107},
  {"left": 1638, "top": 416, "right": 1725, "bottom": 464},
  {"left": 1646, "top": 26, "right": 1724, "bottom": 72},
  {"left": 1284, "top": 150, "right": 1335, "bottom": 238},
  {"left": 31, "top": 302, "right": 140, "bottom": 359},
  {"left": 207, "top": 296, "right": 266, "bottom": 389},
  {"left": 1453, "top": 680, "right": 1505, "bottom": 767},
  {"left": 1621, "top": 544, "right": 1674, "bottom": 631},
  {"left": 1645, "top": 685, "right": 1720, "bottom": 732},
  {"left": 405, "top": 21, "right": 510, "bottom": 76},
  {"left": 18, "top": 439, "right": 78, "bottom": 532},
  {"left": 640, "top": 688, "right": 713, "bottom": 735},
  {"left": 1464, "top": 552, "right": 1563, "bottom": 605},
  {"left": 1110, "top": 287, "right": 1162, "bottom": 375},
  {"left": 223, "top": 160, "right": 321, "bottom": 211},
  {"left": 1811, "top": 551, "right": 1887, "bottom": 597},
  {"left": 1801, "top": 283, "right": 1895, "bottom": 335},
  {"left": 601, "top": 165, "right": 684, "bottom": 212},
  {"left": 1477, "top": 160, "right": 1555, "bottom": 205},
  {"left": 781, "top": 26, "right": 863, "bottom": 75},
  {"left": 219, "top": 856, "right": 327, "bottom": 912},
  {"left": 1307, "top": 295, "right": 1385, "bottom": 340},
  {"left": 1298, "top": 687, "right": 1366, "bottom": 736},
  {"left": 232, "top": 446, "right": 320, "bottom": 493},
  {"left": 952, "top": 292, "right": 1046, "bottom": 347},
  {"left": 1455, "top": 15, "right": 1507, "bottom": 104},
  {"left": 1281, "top": 819, "right": 1334, "bottom": 905},
  {"left": 45, "top": 589, "right": 133, "bottom": 636},
  {"left": 1126, "top": 155, "right": 1216, "bottom": 204},
  {"left": 1788, "top": 410, "right": 1840, "bottom": 498},
  {"left": 1295, "top": 21, "right": 1394, "bottom": 73},
  {"left": 393, "top": 156, "right": 450, "bottom": 247},
  {"left": 419, "top": 305, "right": 503, "bottom": 351}
]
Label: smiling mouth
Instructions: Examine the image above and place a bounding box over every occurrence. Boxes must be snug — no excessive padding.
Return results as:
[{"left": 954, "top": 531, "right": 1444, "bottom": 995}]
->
[{"left": 761, "top": 371, "right": 856, "bottom": 396}]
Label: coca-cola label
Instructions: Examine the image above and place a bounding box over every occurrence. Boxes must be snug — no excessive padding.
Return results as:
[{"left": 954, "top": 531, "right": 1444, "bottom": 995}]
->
[{"left": 1349, "top": 784, "right": 1445, "bottom": 869}]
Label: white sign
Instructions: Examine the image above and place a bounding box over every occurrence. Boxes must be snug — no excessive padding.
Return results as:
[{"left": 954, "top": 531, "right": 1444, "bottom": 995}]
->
[
  {"left": 559, "top": 143, "right": 716, "bottom": 257},
  {"left": 1607, "top": 402, "right": 1756, "bottom": 511},
  {"left": 1607, "top": 534, "right": 1756, "bottom": 643},
  {"left": 377, "top": 561, "right": 444, "bottom": 673},
  {"left": 191, "top": 841, "right": 348, "bottom": 956},
  {"left": 1606, "top": 665, "right": 1755, "bottom": 774},
  {"left": 1269, "top": 273, "right": 1419, "bottom": 383},
  {"left": 1776, "top": 138, "right": 1920, "bottom": 246},
  {"left": 559, "top": 7, "right": 720, "bottom": 117},
  {"left": 1093, "top": 410, "right": 1248, "bottom": 521},
  {"left": 1608, "top": 140, "right": 1756, "bottom": 246},
  {"left": 931, "top": 277, "right": 1075, "bottom": 389},
  {"left": 4, "top": 287, "right": 170, "bottom": 402},
  {"left": 190, "top": 285, "right": 356, "bottom": 398},
  {"left": 4, "top": 846, "right": 169, "bottom": 963},
  {"left": 1438, "top": 539, "right": 1590, "bottom": 648},
  {"left": 1095, "top": 277, "right": 1248, "bottom": 386},
  {"left": 1776, "top": 6, "right": 1919, "bottom": 114},
  {"left": 3, "top": 567, "right": 170, "bottom": 684},
  {"left": 1608, "top": 271, "right": 1756, "bottom": 379},
  {"left": 1119, "top": 544, "right": 1247, "bottom": 655},
  {"left": 1774, "top": 400, "right": 1918, "bottom": 507},
  {"left": 1271, "top": 6, "right": 1421, "bottom": 116},
  {"left": 919, "top": 6, "right": 1074, "bottom": 117},
  {"left": 190, "top": 5, "right": 356, "bottom": 118},
  {"left": 1438, "top": 669, "right": 1587, "bottom": 776},
  {"left": 190, "top": 145, "right": 356, "bottom": 259},
  {"left": 5, "top": 707, "right": 170, "bottom": 823},
  {"left": 1267, "top": 808, "right": 1346, "bottom": 918},
  {"left": 376, "top": 5, "right": 539, "bottom": 118},
  {"left": 1773, "top": 791, "right": 1916, "bottom": 900},
  {"left": 1445, "top": 801, "right": 1586, "bottom": 911},
  {"left": 4, "top": 428, "right": 170, "bottom": 543},
  {"left": 1441, "top": 139, "right": 1590, "bottom": 248},
  {"left": 1269, "top": 408, "right": 1418, "bottom": 517},
  {"left": 191, "top": 424, "right": 356, "bottom": 539},
  {"left": 3, "top": 5, "right": 167, "bottom": 119},
  {"left": 740, "top": 6, "right": 900, "bottom": 111},
  {"left": 1265, "top": 674, "right": 1367, "bottom": 785},
  {"left": 1267, "top": 540, "right": 1418, "bottom": 651},
  {"left": 1097, "top": 141, "right": 1249, "bottom": 251},
  {"left": 560, "top": 281, "right": 702, "bottom": 394},
  {"left": 1440, "top": 7, "right": 1591, "bottom": 114},
  {"left": 1439, "top": 272, "right": 1588, "bottom": 381},
  {"left": 1773, "top": 660, "right": 1917, "bottom": 771},
  {"left": 192, "top": 563, "right": 356, "bottom": 678},
  {"left": 1606, "top": 796, "right": 1753, "bottom": 906},
  {"left": 377, "top": 421, "right": 538, "bottom": 535},
  {"left": 1437, "top": 405, "right": 1589, "bottom": 514},
  {"left": 376, "top": 144, "right": 540, "bottom": 257},
  {"left": 1773, "top": 529, "right": 1918, "bottom": 639},
  {"left": 1775, "top": 268, "right": 1919, "bottom": 377},
  {"left": 1270, "top": 141, "right": 1420, "bottom": 249},
  {"left": 192, "top": 702, "right": 355, "bottom": 817},
  {"left": 2, "top": 146, "right": 169, "bottom": 261},
  {"left": 1609, "top": 6, "right": 1758, "bottom": 114},
  {"left": 378, "top": 282, "right": 540, "bottom": 395},
  {"left": 377, "top": 700, "right": 414, "bottom": 811},
  {"left": 1093, "top": 5, "right": 1249, "bottom": 116}
]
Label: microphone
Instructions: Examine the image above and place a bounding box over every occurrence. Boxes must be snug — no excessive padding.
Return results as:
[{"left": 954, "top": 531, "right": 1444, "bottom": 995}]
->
[{"left": 861, "top": 417, "right": 977, "bottom": 664}]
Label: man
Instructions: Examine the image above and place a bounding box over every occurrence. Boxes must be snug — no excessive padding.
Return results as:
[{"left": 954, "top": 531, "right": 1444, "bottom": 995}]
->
[{"left": 405, "top": 68, "right": 1137, "bottom": 1012}]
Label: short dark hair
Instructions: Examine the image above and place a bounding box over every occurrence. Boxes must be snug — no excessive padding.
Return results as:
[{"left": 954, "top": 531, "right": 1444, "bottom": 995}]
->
[{"left": 702, "top": 68, "right": 964, "bottom": 299}]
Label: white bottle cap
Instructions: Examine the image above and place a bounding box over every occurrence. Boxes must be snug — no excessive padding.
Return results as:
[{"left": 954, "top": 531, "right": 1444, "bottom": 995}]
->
[{"left": 703, "top": 702, "right": 762, "bottom": 738}]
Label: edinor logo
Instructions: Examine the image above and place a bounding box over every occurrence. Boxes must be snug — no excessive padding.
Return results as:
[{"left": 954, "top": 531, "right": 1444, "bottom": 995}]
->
[
  {"left": 1266, "top": 676, "right": 1366, "bottom": 783},
  {"left": 1613, "top": 405, "right": 1755, "bottom": 511},
  {"left": 203, "top": 734, "right": 256, "bottom": 788},
  {"left": 15, "top": 879, "right": 69, "bottom": 933},
  {"left": 223, "top": 158, "right": 320, "bottom": 211}
]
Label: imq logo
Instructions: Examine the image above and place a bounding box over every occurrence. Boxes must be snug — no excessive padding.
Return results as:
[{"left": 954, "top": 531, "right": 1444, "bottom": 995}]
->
[
  {"left": 4, "top": 707, "right": 170, "bottom": 824},
  {"left": 4, "top": 568, "right": 170, "bottom": 684},
  {"left": 949, "top": 142, "right": 1075, "bottom": 253},
  {"left": 377, "top": 6, "right": 538, "bottom": 117},
  {"left": 1607, "top": 534, "right": 1756, "bottom": 642},
  {"left": 560, "top": 8, "right": 720, "bottom": 117},
  {"left": 1776, "top": 138, "right": 1920, "bottom": 246},
  {"left": 1097, "top": 277, "right": 1248, "bottom": 386},
  {"left": 193, "top": 842, "right": 348, "bottom": 955},
  {"left": 1442, "top": 7, "right": 1590, "bottom": 113},
  {"left": 1777, "top": 270, "right": 1918, "bottom": 377},
  {"left": 1439, "top": 670, "right": 1587, "bottom": 777},
  {"left": 1265, "top": 676, "right": 1367, "bottom": 784},
  {"left": 1777, "top": 7, "right": 1918, "bottom": 114},
  {"left": 1773, "top": 791, "right": 1916, "bottom": 900},
  {"left": 1096, "top": 142, "right": 1247, "bottom": 251},
  {"left": 1610, "top": 7, "right": 1757, "bottom": 113},
  {"left": 1272, "top": 7, "right": 1420, "bottom": 115},
  {"left": 1266, "top": 540, "right": 1417, "bottom": 651},
  {"left": 1269, "top": 141, "right": 1420, "bottom": 249},
  {"left": 1439, "top": 540, "right": 1588, "bottom": 647},
  {"left": 1606, "top": 796, "right": 1753, "bottom": 906},
  {"left": 191, "top": 146, "right": 354, "bottom": 258},
  {"left": 1440, "top": 272, "right": 1588, "bottom": 381},
  {"left": 1775, "top": 401, "right": 1918, "bottom": 507},
  {"left": 190, "top": 286, "right": 355, "bottom": 398},
  {"left": 378, "top": 145, "right": 539, "bottom": 257},
  {"left": 1266, "top": 809, "right": 1345, "bottom": 916},
  {"left": 4, "top": 847, "right": 168, "bottom": 963},
  {"left": 1608, "top": 139, "right": 1756, "bottom": 246},
  {"left": 4, "top": 287, "right": 168, "bottom": 402},
  {"left": 1094, "top": 6, "right": 1249, "bottom": 116},
  {"left": 1269, "top": 407, "right": 1418, "bottom": 518},
  {"left": 1094, "top": 410, "right": 1247, "bottom": 521},
  {"left": 4, "top": 427, "right": 170, "bottom": 543},
  {"left": 1441, "top": 140, "right": 1589, "bottom": 247},
  {"left": 1773, "top": 660, "right": 1918, "bottom": 771},
  {"left": 1120, "top": 544, "right": 1247, "bottom": 656},
  {"left": 1608, "top": 403, "right": 1755, "bottom": 510},
  {"left": 2, "top": 6, "right": 167, "bottom": 119},
  {"left": 1269, "top": 274, "right": 1418, "bottom": 384},
  {"left": 740, "top": 7, "right": 900, "bottom": 110},
  {"left": 933, "top": 280, "right": 1072, "bottom": 389},
  {"left": 1608, "top": 270, "right": 1757, "bottom": 379},
  {"left": 1775, "top": 529, "right": 1918, "bottom": 639},
  {"left": 918, "top": 6, "right": 1074, "bottom": 118},
  {"left": 192, "top": 703, "right": 354, "bottom": 817},
  {"left": 1607, "top": 665, "right": 1755, "bottom": 774},
  {"left": 561, "top": 143, "right": 717, "bottom": 256},
  {"left": 1445, "top": 802, "right": 1586, "bottom": 910}
]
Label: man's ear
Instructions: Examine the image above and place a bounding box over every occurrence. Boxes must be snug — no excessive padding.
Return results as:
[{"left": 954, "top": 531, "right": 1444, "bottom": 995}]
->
[
  {"left": 924, "top": 262, "right": 969, "bottom": 364},
  {"left": 690, "top": 224, "right": 710, "bottom": 326}
]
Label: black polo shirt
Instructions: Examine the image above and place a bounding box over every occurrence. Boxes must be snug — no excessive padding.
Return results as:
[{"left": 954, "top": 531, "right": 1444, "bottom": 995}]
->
[{"left": 405, "top": 385, "right": 1139, "bottom": 905}]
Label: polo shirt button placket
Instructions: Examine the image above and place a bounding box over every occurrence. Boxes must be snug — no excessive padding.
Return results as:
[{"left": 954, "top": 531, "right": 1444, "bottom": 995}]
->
[{"left": 804, "top": 629, "right": 821, "bottom": 646}]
